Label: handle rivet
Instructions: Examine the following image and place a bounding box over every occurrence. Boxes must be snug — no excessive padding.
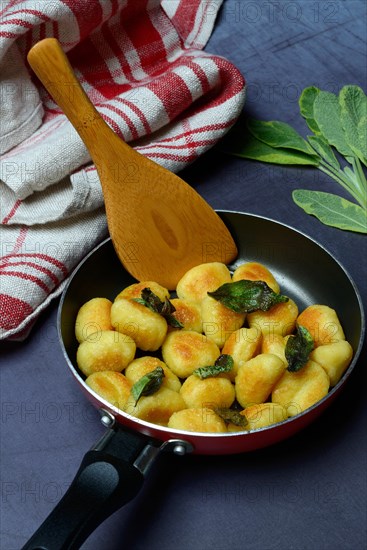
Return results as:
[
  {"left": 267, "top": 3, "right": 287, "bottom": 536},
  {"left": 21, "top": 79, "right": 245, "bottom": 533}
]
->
[
  {"left": 173, "top": 444, "right": 187, "bottom": 456},
  {"left": 99, "top": 409, "right": 116, "bottom": 428},
  {"left": 101, "top": 415, "right": 113, "bottom": 427}
]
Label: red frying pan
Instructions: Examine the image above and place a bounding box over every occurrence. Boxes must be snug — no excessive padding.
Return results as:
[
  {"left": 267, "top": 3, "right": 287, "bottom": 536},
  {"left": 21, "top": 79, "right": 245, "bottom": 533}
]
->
[{"left": 22, "top": 211, "right": 365, "bottom": 550}]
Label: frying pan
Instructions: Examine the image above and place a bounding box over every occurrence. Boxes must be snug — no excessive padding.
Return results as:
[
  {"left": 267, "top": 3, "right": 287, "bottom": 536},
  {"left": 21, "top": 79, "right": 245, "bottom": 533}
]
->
[{"left": 23, "top": 211, "right": 364, "bottom": 550}]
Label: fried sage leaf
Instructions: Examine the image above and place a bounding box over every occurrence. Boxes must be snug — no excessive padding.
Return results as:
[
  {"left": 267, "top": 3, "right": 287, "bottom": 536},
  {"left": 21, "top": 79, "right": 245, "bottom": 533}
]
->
[
  {"left": 135, "top": 288, "right": 183, "bottom": 328},
  {"left": 208, "top": 280, "right": 288, "bottom": 313},
  {"left": 193, "top": 354, "right": 234, "bottom": 379},
  {"left": 215, "top": 407, "right": 248, "bottom": 428},
  {"left": 131, "top": 366, "right": 165, "bottom": 405},
  {"left": 285, "top": 325, "right": 314, "bottom": 372}
]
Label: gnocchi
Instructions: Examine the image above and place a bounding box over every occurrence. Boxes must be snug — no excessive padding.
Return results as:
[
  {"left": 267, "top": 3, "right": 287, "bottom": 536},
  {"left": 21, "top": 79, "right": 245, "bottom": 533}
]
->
[
  {"left": 227, "top": 403, "right": 287, "bottom": 432},
  {"left": 111, "top": 298, "right": 167, "bottom": 351},
  {"left": 261, "top": 333, "right": 287, "bottom": 365},
  {"left": 162, "top": 330, "right": 220, "bottom": 378},
  {"left": 176, "top": 262, "right": 231, "bottom": 304},
  {"left": 115, "top": 281, "right": 169, "bottom": 302},
  {"left": 235, "top": 353, "right": 286, "bottom": 408},
  {"left": 125, "top": 356, "right": 181, "bottom": 392},
  {"left": 247, "top": 298, "right": 299, "bottom": 337},
  {"left": 232, "top": 262, "right": 280, "bottom": 293},
  {"left": 309, "top": 340, "right": 353, "bottom": 387},
  {"left": 180, "top": 374, "right": 235, "bottom": 409},
  {"left": 297, "top": 304, "right": 345, "bottom": 346},
  {"left": 168, "top": 298, "right": 202, "bottom": 333},
  {"left": 271, "top": 360, "right": 330, "bottom": 416},
  {"left": 75, "top": 297, "right": 113, "bottom": 343},
  {"left": 201, "top": 295, "right": 245, "bottom": 348},
  {"left": 168, "top": 407, "right": 227, "bottom": 433},
  {"left": 74, "top": 260, "right": 353, "bottom": 434},
  {"left": 222, "top": 327, "right": 262, "bottom": 381},
  {"left": 86, "top": 371, "right": 132, "bottom": 409},
  {"left": 76, "top": 330, "right": 136, "bottom": 377},
  {"left": 124, "top": 387, "right": 186, "bottom": 424}
]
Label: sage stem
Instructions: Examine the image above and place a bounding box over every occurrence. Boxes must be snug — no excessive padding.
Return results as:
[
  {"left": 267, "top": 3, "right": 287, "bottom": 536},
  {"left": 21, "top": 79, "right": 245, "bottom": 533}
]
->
[{"left": 318, "top": 161, "right": 366, "bottom": 207}]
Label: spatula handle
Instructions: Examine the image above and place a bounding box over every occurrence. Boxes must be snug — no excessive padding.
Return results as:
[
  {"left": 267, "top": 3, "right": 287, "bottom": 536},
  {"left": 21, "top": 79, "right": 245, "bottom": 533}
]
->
[{"left": 27, "top": 38, "right": 111, "bottom": 157}]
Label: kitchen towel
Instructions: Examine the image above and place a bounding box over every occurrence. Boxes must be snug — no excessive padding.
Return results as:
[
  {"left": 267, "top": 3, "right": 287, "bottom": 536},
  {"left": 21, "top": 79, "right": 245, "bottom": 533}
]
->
[{"left": 0, "top": 0, "right": 246, "bottom": 340}]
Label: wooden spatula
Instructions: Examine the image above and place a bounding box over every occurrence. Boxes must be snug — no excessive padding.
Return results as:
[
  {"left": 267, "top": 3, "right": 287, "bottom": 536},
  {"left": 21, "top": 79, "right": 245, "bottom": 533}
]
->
[{"left": 27, "top": 38, "right": 238, "bottom": 289}]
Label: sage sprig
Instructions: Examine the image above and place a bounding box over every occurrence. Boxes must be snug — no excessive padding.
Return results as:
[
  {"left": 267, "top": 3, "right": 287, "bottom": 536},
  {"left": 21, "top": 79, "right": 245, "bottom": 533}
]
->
[{"left": 223, "top": 85, "right": 367, "bottom": 233}]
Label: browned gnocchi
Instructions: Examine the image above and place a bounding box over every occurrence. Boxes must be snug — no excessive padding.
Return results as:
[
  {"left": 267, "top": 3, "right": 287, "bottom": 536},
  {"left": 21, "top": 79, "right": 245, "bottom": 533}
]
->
[
  {"left": 162, "top": 330, "right": 220, "bottom": 378},
  {"left": 115, "top": 281, "right": 169, "bottom": 302},
  {"left": 222, "top": 327, "right": 262, "bottom": 381},
  {"left": 111, "top": 298, "right": 167, "bottom": 351},
  {"left": 125, "top": 356, "right": 181, "bottom": 392},
  {"left": 180, "top": 374, "right": 235, "bottom": 409},
  {"left": 176, "top": 261, "right": 231, "bottom": 304},
  {"left": 86, "top": 371, "right": 132, "bottom": 409},
  {"left": 76, "top": 330, "right": 136, "bottom": 377},
  {"left": 75, "top": 297, "right": 113, "bottom": 343},
  {"left": 271, "top": 360, "right": 330, "bottom": 416},
  {"left": 247, "top": 298, "right": 299, "bottom": 337},
  {"left": 168, "top": 298, "right": 202, "bottom": 333},
  {"left": 297, "top": 304, "right": 345, "bottom": 346},
  {"left": 74, "top": 260, "right": 353, "bottom": 434},
  {"left": 235, "top": 353, "right": 286, "bottom": 408},
  {"left": 168, "top": 407, "right": 227, "bottom": 433},
  {"left": 201, "top": 295, "right": 245, "bottom": 347},
  {"left": 227, "top": 403, "right": 287, "bottom": 432},
  {"left": 124, "top": 387, "right": 186, "bottom": 425},
  {"left": 232, "top": 262, "right": 280, "bottom": 293}
]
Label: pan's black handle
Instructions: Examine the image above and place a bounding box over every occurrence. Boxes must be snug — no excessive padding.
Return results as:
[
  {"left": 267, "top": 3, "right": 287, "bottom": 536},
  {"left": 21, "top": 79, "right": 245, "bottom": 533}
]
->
[{"left": 21, "top": 427, "right": 160, "bottom": 550}]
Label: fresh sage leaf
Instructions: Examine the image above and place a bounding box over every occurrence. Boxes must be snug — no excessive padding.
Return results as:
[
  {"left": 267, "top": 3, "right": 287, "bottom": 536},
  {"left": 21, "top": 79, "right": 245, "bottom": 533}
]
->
[
  {"left": 357, "top": 116, "right": 367, "bottom": 160},
  {"left": 131, "top": 366, "right": 165, "bottom": 405},
  {"left": 247, "top": 118, "right": 317, "bottom": 157},
  {"left": 313, "top": 90, "right": 354, "bottom": 158},
  {"left": 339, "top": 85, "right": 367, "bottom": 165},
  {"left": 215, "top": 407, "right": 248, "bottom": 428},
  {"left": 292, "top": 189, "right": 367, "bottom": 233},
  {"left": 208, "top": 280, "right": 288, "bottom": 313},
  {"left": 193, "top": 354, "right": 234, "bottom": 379},
  {"left": 307, "top": 135, "right": 340, "bottom": 170},
  {"left": 286, "top": 325, "right": 314, "bottom": 372},
  {"left": 135, "top": 288, "right": 183, "bottom": 328},
  {"left": 223, "top": 132, "right": 319, "bottom": 165},
  {"left": 299, "top": 86, "right": 321, "bottom": 134}
]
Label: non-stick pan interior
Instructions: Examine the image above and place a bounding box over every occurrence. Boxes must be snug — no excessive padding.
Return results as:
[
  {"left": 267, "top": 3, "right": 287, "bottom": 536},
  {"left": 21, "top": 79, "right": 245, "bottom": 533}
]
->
[{"left": 58, "top": 211, "right": 364, "bottom": 451}]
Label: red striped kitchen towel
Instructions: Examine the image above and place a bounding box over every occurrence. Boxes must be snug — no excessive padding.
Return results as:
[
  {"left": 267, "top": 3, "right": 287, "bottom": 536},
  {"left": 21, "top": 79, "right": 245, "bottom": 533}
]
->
[{"left": 0, "top": 0, "right": 246, "bottom": 341}]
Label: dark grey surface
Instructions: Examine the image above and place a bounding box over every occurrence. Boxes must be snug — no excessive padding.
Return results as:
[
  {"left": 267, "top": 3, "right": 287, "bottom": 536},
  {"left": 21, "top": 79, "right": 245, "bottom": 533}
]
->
[{"left": 1, "top": 2, "right": 366, "bottom": 549}]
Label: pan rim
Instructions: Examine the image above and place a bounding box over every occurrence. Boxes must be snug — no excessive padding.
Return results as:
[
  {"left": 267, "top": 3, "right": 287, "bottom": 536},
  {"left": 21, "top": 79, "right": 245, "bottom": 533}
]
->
[{"left": 57, "top": 210, "right": 365, "bottom": 441}]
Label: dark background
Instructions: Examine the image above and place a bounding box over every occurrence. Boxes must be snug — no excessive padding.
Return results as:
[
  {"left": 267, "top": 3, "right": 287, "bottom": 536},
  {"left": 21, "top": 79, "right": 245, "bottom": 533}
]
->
[{"left": 1, "top": 1, "right": 366, "bottom": 549}]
